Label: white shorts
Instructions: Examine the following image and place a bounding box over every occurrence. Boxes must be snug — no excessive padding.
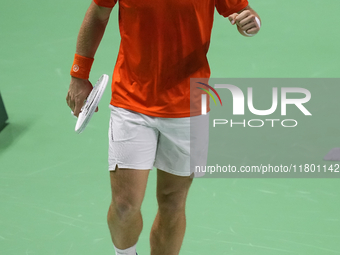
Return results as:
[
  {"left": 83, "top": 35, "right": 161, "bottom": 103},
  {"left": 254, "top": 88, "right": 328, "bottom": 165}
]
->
[{"left": 108, "top": 105, "right": 209, "bottom": 177}]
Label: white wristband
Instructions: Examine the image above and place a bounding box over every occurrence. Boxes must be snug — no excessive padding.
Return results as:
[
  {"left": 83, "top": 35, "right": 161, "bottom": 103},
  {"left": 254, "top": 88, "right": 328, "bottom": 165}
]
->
[{"left": 243, "top": 16, "right": 261, "bottom": 37}]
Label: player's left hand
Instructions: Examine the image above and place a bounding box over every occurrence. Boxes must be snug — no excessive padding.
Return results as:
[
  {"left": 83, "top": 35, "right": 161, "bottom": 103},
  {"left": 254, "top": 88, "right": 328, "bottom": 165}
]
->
[{"left": 228, "top": 10, "right": 260, "bottom": 36}]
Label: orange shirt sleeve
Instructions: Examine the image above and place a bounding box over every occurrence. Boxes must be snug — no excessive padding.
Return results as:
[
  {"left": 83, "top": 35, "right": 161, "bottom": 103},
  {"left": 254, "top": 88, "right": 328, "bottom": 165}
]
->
[
  {"left": 215, "top": 0, "right": 249, "bottom": 17},
  {"left": 93, "top": 0, "right": 117, "bottom": 8}
]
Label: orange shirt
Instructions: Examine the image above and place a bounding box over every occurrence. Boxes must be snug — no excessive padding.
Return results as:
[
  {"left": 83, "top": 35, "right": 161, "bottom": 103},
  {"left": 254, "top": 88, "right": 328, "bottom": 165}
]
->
[{"left": 94, "top": 0, "right": 248, "bottom": 117}]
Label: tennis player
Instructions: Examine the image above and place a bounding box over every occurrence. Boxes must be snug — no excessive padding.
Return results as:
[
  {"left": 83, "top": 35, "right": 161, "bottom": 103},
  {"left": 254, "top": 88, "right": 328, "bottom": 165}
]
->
[{"left": 66, "top": 0, "right": 261, "bottom": 254}]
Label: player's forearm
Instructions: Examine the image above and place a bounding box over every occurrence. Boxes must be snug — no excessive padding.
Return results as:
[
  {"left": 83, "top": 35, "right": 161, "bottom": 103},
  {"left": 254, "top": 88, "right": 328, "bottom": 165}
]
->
[{"left": 75, "top": 2, "right": 112, "bottom": 58}]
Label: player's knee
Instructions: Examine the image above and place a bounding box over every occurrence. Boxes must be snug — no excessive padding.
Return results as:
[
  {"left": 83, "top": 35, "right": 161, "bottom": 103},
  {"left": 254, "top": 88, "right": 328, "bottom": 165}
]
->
[
  {"left": 157, "top": 190, "right": 187, "bottom": 216},
  {"left": 109, "top": 197, "right": 141, "bottom": 222}
]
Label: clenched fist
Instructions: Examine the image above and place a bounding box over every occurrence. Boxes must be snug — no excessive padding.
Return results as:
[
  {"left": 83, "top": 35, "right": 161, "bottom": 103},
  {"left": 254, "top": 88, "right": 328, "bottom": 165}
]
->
[{"left": 228, "top": 9, "right": 261, "bottom": 37}]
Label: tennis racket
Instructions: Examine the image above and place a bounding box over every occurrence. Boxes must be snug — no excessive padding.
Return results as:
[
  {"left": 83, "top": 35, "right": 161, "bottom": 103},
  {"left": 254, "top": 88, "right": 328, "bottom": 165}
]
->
[{"left": 72, "top": 74, "right": 109, "bottom": 134}]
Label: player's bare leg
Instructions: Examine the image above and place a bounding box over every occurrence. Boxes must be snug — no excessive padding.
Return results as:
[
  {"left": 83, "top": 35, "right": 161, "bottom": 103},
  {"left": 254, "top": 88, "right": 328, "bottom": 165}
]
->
[
  {"left": 150, "top": 169, "right": 193, "bottom": 255},
  {"left": 107, "top": 166, "right": 150, "bottom": 249}
]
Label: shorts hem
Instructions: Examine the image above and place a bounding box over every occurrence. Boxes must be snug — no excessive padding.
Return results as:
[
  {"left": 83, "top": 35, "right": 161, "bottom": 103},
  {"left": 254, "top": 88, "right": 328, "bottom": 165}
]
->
[
  {"left": 108, "top": 163, "right": 153, "bottom": 171},
  {"left": 154, "top": 163, "right": 191, "bottom": 177}
]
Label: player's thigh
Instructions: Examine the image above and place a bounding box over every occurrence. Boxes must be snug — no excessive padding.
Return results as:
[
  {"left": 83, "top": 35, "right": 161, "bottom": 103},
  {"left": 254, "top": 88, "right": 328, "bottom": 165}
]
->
[
  {"left": 156, "top": 169, "right": 193, "bottom": 210},
  {"left": 109, "top": 167, "right": 150, "bottom": 209}
]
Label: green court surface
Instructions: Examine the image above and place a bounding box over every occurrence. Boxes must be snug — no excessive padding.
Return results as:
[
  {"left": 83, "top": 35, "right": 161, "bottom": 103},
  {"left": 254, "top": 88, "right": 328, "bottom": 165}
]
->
[{"left": 1, "top": 0, "right": 339, "bottom": 254}]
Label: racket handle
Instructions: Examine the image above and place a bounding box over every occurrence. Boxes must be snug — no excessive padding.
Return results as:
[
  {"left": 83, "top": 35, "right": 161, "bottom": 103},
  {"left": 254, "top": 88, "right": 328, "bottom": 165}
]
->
[{"left": 71, "top": 111, "right": 78, "bottom": 119}]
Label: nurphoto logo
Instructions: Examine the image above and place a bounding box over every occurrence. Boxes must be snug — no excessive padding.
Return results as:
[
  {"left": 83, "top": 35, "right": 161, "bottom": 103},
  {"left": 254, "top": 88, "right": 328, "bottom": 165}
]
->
[{"left": 198, "top": 82, "right": 312, "bottom": 128}]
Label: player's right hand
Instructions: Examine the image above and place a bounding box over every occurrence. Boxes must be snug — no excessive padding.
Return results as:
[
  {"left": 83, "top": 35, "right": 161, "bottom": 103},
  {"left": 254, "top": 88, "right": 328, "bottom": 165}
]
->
[{"left": 66, "top": 77, "right": 94, "bottom": 117}]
